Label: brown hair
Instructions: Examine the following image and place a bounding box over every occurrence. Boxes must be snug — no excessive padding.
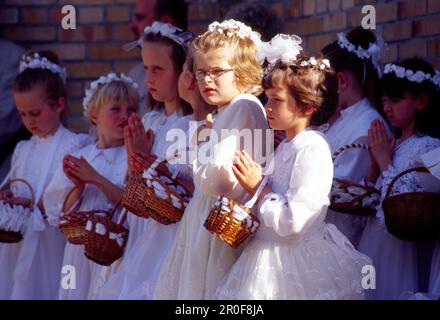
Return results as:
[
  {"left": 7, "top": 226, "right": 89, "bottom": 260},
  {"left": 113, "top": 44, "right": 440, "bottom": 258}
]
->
[
  {"left": 263, "top": 55, "right": 338, "bottom": 126},
  {"left": 143, "top": 32, "right": 192, "bottom": 115},
  {"left": 190, "top": 26, "right": 262, "bottom": 95},
  {"left": 321, "top": 26, "right": 383, "bottom": 114},
  {"left": 13, "top": 50, "right": 66, "bottom": 106}
]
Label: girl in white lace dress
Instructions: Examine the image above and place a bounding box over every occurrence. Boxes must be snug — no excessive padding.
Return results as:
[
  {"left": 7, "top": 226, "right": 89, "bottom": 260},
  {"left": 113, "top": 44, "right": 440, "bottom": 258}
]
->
[
  {"left": 154, "top": 20, "right": 272, "bottom": 300},
  {"left": 321, "top": 27, "right": 389, "bottom": 247},
  {"left": 216, "top": 48, "right": 372, "bottom": 299},
  {"left": 0, "top": 51, "right": 90, "bottom": 300},
  {"left": 359, "top": 58, "right": 440, "bottom": 300},
  {"left": 43, "top": 73, "right": 139, "bottom": 300},
  {"left": 95, "top": 22, "right": 195, "bottom": 299}
]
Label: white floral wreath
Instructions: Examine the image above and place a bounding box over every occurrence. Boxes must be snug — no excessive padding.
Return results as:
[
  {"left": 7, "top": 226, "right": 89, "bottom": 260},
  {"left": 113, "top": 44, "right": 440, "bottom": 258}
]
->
[
  {"left": 19, "top": 52, "right": 67, "bottom": 84},
  {"left": 257, "top": 33, "right": 303, "bottom": 66},
  {"left": 384, "top": 63, "right": 440, "bottom": 88},
  {"left": 337, "top": 32, "right": 384, "bottom": 76},
  {"left": 207, "top": 19, "right": 262, "bottom": 48},
  {"left": 299, "top": 57, "right": 331, "bottom": 70},
  {"left": 124, "top": 21, "right": 193, "bottom": 51},
  {"left": 82, "top": 72, "right": 139, "bottom": 117}
]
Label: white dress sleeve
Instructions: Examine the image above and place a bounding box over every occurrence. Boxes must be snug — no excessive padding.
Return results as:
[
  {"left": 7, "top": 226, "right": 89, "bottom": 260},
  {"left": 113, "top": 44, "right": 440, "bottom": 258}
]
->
[
  {"left": 258, "top": 139, "right": 333, "bottom": 237},
  {"left": 193, "top": 96, "right": 270, "bottom": 200}
]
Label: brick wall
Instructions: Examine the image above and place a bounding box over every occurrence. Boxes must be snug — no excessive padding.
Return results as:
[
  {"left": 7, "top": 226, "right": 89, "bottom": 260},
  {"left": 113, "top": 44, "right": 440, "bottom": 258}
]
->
[{"left": 1, "top": 0, "right": 439, "bottom": 132}]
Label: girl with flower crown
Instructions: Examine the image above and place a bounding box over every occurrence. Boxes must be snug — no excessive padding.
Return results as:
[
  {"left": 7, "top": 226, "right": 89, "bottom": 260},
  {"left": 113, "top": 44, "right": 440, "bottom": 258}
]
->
[
  {"left": 321, "top": 27, "right": 391, "bottom": 248},
  {"left": 154, "top": 19, "right": 271, "bottom": 300},
  {"left": 214, "top": 33, "right": 371, "bottom": 299},
  {"left": 358, "top": 58, "right": 440, "bottom": 300},
  {"left": 0, "top": 51, "right": 90, "bottom": 299},
  {"left": 42, "top": 72, "right": 139, "bottom": 300},
  {"left": 95, "top": 21, "right": 195, "bottom": 300}
]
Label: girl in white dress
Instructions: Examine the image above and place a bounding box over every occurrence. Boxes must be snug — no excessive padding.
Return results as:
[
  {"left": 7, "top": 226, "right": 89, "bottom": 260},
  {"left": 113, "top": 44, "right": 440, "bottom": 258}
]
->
[
  {"left": 359, "top": 58, "right": 440, "bottom": 300},
  {"left": 321, "top": 27, "right": 390, "bottom": 247},
  {"left": 216, "top": 41, "right": 372, "bottom": 299},
  {"left": 0, "top": 51, "right": 90, "bottom": 300},
  {"left": 154, "top": 19, "right": 271, "bottom": 300},
  {"left": 95, "top": 22, "right": 195, "bottom": 299},
  {"left": 43, "top": 73, "right": 139, "bottom": 300}
]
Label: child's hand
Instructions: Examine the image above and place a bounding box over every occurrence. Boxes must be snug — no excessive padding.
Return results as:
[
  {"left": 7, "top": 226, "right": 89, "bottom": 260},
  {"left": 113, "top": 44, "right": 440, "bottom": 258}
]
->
[
  {"left": 125, "top": 114, "right": 153, "bottom": 159},
  {"left": 63, "top": 155, "right": 100, "bottom": 185},
  {"left": 232, "top": 150, "right": 263, "bottom": 195},
  {"left": 63, "top": 155, "right": 84, "bottom": 187},
  {"left": 368, "top": 119, "right": 395, "bottom": 172},
  {"left": 0, "top": 189, "right": 14, "bottom": 202},
  {"left": 130, "top": 153, "right": 170, "bottom": 177}
]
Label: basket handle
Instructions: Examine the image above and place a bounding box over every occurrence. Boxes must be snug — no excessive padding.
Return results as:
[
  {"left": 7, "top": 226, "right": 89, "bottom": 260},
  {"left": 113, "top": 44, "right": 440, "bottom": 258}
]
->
[
  {"left": 6, "top": 178, "right": 36, "bottom": 207},
  {"left": 61, "top": 186, "right": 85, "bottom": 215},
  {"left": 384, "top": 167, "right": 429, "bottom": 199},
  {"left": 108, "top": 200, "right": 128, "bottom": 226},
  {"left": 332, "top": 143, "right": 369, "bottom": 161}
]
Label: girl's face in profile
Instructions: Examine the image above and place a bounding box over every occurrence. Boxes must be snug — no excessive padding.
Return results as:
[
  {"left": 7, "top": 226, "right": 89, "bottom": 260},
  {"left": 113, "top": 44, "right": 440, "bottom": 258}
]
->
[
  {"left": 178, "top": 61, "right": 195, "bottom": 104},
  {"left": 14, "top": 85, "right": 64, "bottom": 138},
  {"left": 142, "top": 41, "right": 180, "bottom": 105}
]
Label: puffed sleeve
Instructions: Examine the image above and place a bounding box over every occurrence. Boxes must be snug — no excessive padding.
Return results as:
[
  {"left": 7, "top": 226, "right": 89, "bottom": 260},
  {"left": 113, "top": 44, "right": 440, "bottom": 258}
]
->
[
  {"left": 193, "top": 95, "right": 270, "bottom": 200},
  {"left": 258, "top": 138, "right": 333, "bottom": 237}
]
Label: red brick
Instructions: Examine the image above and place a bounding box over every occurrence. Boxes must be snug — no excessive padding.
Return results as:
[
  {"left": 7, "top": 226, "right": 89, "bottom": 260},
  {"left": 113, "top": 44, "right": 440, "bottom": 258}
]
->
[
  {"left": 286, "top": 17, "right": 323, "bottom": 36},
  {"left": 428, "top": 0, "right": 440, "bottom": 13},
  {"left": 107, "top": 6, "right": 130, "bottom": 23},
  {"left": 399, "top": 40, "right": 427, "bottom": 60},
  {"left": 66, "top": 81, "right": 83, "bottom": 98},
  {"left": 60, "top": 25, "right": 112, "bottom": 42},
  {"left": 60, "top": 0, "right": 112, "bottom": 4},
  {"left": 323, "top": 12, "right": 346, "bottom": 32},
  {"left": 22, "top": 7, "right": 49, "bottom": 24},
  {"left": 399, "top": 0, "right": 426, "bottom": 18},
  {"left": 272, "top": 3, "right": 284, "bottom": 20},
  {"left": 316, "top": 0, "right": 327, "bottom": 14},
  {"left": 376, "top": 3, "right": 398, "bottom": 23},
  {"left": 342, "top": 0, "right": 355, "bottom": 10},
  {"left": 287, "top": 1, "right": 302, "bottom": 18},
  {"left": 115, "top": 62, "right": 136, "bottom": 75},
  {"left": 381, "top": 44, "right": 398, "bottom": 64},
  {"left": 114, "top": 25, "right": 136, "bottom": 41},
  {"left": 5, "top": 0, "right": 55, "bottom": 4},
  {"left": 3, "top": 27, "right": 56, "bottom": 42},
  {"left": 346, "top": 9, "right": 363, "bottom": 28},
  {"left": 383, "top": 21, "right": 412, "bottom": 42},
  {"left": 303, "top": 0, "right": 315, "bottom": 16},
  {"left": 428, "top": 39, "right": 440, "bottom": 57},
  {"left": 188, "top": 23, "right": 209, "bottom": 36},
  {"left": 308, "top": 33, "right": 337, "bottom": 54},
  {"left": 35, "top": 44, "right": 86, "bottom": 61},
  {"left": 79, "top": 7, "right": 103, "bottom": 24},
  {"left": 66, "top": 62, "right": 111, "bottom": 79},
  {"left": 329, "top": 0, "right": 341, "bottom": 12},
  {"left": 0, "top": 8, "right": 18, "bottom": 24},
  {"left": 88, "top": 44, "right": 139, "bottom": 60},
  {"left": 414, "top": 16, "right": 440, "bottom": 36},
  {"left": 189, "top": 5, "right": 212, "bottom": 21}
]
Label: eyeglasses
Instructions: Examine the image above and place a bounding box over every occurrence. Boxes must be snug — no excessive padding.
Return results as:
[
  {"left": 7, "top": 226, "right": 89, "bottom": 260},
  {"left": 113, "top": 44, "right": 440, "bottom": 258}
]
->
[{"left": 195, "top": 68, "right": 234, "bottom": 81}]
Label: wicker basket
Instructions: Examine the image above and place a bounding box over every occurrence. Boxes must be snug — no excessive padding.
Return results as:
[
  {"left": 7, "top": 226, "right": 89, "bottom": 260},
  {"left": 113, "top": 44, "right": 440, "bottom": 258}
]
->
[
  {"left": 84, "top": 204, "right": 129, "bottom": 266},
  {"left": 58, "top": 187, "right": 110, "bottom": 245},
  {"left": 204, "top": 177, "right": 267, "bottom": 248},
  {"left": 121, "top": 158, "right": 191, "bottom": 225},
  {"left": 0, "top": 179, "right": 35, "bottom": 243},
  {"left": 329, "top": 143, "right": 380, "bottom": 216},
  {"left": 382, "top": 167, "right": 440, "bottom": 241}
]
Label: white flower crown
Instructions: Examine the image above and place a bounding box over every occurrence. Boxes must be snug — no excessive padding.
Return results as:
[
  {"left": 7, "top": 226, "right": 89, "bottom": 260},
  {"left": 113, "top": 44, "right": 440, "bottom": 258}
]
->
[
  {"left": 337, "top": 32, "right": 384, "bottom": 76},
  {"left": 82, "top": 72, "right": 139, "bottom": 117},
  {"left": 299, "top": 57, "right": 331, "bottom": 70},
  {"left": 19, "top": 52, "right": 67, "bottom": 84},
  {"left": 384, "top": 63, "right": 440, "bottom": 87},
  {"left": 257, "top": 33, "right": 303, "bottom": 66},
  {"left": 207, "top": 19, "right": 262, "bottom": 48},
  {"left": 124, "top": 21, "right": 193, "bottom": 51}
]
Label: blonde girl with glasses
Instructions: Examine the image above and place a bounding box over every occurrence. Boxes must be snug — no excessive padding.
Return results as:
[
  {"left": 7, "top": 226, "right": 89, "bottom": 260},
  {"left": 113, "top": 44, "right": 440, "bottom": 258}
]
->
[{"left": 154, "top": 19, "right": 271, "bottom": 300}]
